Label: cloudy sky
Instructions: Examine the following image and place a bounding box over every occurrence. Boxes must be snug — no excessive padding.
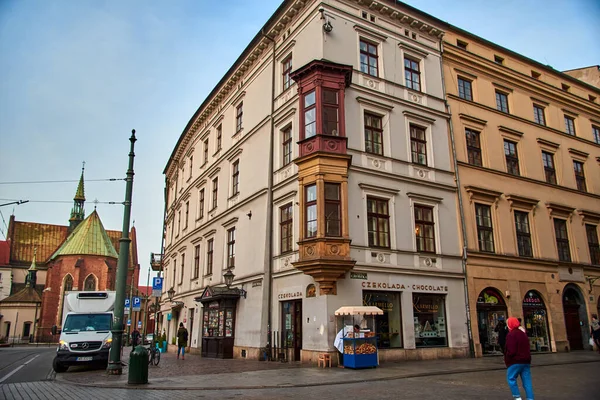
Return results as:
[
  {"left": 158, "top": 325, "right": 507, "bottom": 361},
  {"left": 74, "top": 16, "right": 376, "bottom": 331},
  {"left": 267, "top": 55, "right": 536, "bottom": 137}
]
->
[{"left": 1, "top": 0, "right": 598, "bottom": 285}]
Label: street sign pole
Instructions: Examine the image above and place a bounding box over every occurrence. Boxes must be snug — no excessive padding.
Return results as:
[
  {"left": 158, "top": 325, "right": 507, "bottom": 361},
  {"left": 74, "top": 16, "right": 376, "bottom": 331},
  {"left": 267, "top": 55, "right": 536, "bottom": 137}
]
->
[{"left": 107, "top": 130, "right": 137, "bottom": 375}]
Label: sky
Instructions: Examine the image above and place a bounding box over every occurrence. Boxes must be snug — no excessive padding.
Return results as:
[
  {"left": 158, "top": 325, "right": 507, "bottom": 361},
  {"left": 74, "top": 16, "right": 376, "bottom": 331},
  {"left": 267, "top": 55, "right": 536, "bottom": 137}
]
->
[{"left": 0, "top": 0, "right": 598, "bottom": 286}]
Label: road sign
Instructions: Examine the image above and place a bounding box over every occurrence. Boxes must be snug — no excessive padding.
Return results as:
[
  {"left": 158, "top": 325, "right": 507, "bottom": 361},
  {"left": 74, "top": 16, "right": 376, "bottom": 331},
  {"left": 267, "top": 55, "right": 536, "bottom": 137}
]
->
[
  {"left": 127, "top": 319, "right": 131, "bottom": 326},
  {"left": 152, "top": 277, "right": 163, "bottom": 298},
  {"left": 124, "top": 298, "right": 130, "bottom": 315},
  {"left": 132, "top": 296, "right": 141, "bottom": 312}
]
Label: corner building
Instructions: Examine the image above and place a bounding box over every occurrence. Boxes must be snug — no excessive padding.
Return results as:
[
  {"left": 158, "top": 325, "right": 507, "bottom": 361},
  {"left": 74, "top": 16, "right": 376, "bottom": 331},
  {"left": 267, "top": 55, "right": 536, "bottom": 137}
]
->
[
  {"left": 442, "top": 29, "right": 600, "bottom": 356},
  {"left": 161, "top": 0, "right": 468, "bottom": 362}
]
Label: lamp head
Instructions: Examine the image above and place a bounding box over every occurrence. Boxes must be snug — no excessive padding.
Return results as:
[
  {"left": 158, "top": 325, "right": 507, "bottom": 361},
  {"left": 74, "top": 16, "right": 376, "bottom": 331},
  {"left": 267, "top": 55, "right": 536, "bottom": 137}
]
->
[
  {"left": 167, "top": 287, "right": 175, "bottom": 301},
  {"left": 224, "top": 269, "right": 235, "bottom": 288}
]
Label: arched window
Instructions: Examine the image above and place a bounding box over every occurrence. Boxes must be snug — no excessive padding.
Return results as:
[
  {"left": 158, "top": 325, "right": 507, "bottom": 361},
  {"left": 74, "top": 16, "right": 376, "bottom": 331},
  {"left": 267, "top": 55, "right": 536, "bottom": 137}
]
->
[
  {"left": 84, "top": 275, "right": 96, "bottom": 291},
  {"left": 64, "top": 275, "right": 73, "bottom": 292}
]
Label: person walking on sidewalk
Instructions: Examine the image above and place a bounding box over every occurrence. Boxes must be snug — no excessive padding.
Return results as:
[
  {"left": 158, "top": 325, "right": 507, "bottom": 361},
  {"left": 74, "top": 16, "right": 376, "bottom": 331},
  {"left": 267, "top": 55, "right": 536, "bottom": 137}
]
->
[
  {"left": 504, "top": 317, "right": 534, "bottom": 400},
  {"left": 495, "top": 316, "right": 508, "bottom": 354},
  {"left": 177, "top": 322, "right": 189, "bottom": 360},
  {"left": 591, "top": 314, "right": 600, "bottom": 354}
]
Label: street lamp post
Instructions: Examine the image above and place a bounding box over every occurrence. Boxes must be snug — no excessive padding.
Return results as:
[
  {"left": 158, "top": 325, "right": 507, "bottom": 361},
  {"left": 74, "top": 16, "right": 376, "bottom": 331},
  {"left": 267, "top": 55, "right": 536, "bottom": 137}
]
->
[{"left": 107, "top": 130, "right": 137, "bottom": 375}]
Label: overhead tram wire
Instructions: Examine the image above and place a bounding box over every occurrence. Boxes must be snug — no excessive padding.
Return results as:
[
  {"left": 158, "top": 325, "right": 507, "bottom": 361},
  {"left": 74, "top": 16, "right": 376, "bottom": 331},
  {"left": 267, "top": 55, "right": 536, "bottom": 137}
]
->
[
  {"left": 0, "top": 177, "right": 125, "bottom": 185},
  {"left": 0, "top": 198, "right": 125, "bottom": 205}
]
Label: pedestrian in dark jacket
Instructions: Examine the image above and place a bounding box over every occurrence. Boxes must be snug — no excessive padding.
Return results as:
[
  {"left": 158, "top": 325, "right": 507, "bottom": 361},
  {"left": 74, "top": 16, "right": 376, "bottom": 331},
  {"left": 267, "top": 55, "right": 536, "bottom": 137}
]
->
[
  {"left": 504, "top": 317, "right": 534, "bottom": 400},
  {"left": 591, "top": 314, "right": 600, "bottom": 354},
  {"left": 495, "top": 316, "right": 508, "bottom": 353},
  {"left": 177, "top": 322, "right": 189, "bottom": 360}
]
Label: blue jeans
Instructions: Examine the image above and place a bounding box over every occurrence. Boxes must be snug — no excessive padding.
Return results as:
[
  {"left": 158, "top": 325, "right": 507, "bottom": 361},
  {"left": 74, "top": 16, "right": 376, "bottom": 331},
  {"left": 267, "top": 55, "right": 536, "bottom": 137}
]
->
[
  {"left": 177, "top": 345, "right": 185, "bottom": 357},
  {"left": 506, "top": 364, "right": 534, "bottom": 399}
]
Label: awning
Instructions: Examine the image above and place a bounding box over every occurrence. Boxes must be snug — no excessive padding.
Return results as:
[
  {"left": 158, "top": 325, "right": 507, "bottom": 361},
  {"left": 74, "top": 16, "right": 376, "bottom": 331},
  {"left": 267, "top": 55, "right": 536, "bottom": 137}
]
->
[{"left": 334, "top": 306, "right": 383, "bottom": 316}]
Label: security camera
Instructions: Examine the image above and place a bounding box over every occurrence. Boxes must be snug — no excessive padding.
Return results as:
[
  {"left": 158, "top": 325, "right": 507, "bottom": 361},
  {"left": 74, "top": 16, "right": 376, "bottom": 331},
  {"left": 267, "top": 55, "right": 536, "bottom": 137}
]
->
[{"left": 323, "top": 21, "right": 333, "bottom": 33}]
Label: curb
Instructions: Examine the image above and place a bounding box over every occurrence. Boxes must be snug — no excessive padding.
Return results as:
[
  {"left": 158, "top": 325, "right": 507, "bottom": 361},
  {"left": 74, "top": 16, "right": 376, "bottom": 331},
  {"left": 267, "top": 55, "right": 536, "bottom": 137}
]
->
[{"left": 53, "top": 358, "right": 600, "bottom": 391}]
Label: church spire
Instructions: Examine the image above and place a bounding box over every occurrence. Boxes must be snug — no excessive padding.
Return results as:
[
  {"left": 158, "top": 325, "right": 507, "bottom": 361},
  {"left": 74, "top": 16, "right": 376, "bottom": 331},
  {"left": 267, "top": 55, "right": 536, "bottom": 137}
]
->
[
  {"left": 69, "top": 162, "right": 86, "bottom": 233},
  {"left": 25, "top": 247, "right": 38, "bottom": 288}
]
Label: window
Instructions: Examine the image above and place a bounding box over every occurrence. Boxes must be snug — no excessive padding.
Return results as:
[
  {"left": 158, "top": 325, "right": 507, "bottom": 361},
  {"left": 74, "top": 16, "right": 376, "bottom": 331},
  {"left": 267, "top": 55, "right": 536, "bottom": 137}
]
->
[
  {"left": 177, "top": 211, "right": 181, "bottom": 234},
  {"left": 541, "top": 152, "right": 556, "bottom": 184},
  {"left": 173, "top": 260, "right": 177, "bottom": 287},
  {"left": 363, "top": 291, "right": 402, "bottom": 348},
  {"left": 573, "top": 161, "right": 586, "bottom": 192},
  {"left": 475, "top": 204, "right": 494, "bottom": 253},
  {"left": 305, "top": 184, "right": 317, "bottom": 238},
  {"left": 64, "top": 275, "right": 73, "bottom": 292},
  {"left": 494, "top": 55, "right": 504, "bottom": 65},
  {"left": 564, "top": 116, "right": 576, "bottom": 136},
  {"left": 236, "top": 102, "right": 244, "bottom": 133},
  {"left": 504, "top": 140, "right": 520, "bottom": 176},
  {"left": 84, "top": 275, "right": 96, "bottom": 291},
  {"left": 22, "top": 322, "right": 31, "bottom": 338},
  {"left": 280, "top": 203, "right": 293, "bottom": 253},
  {"left": 495, "top": 91, "right": 509, "bottom": 113},
  {"left": 413, "top": 294, "right": 447, "bottom": 347},
  {"left": 322, "top": 89, "right": 339, "bottom": 135},
  {"left": 410, "top": 125, "right": 427, "bottom": 165},
  {"left": 404, "top": 57, "right": 421, "bottom": 91},
  {"left": 180, "top": 254, "right": 185, "bottom": 284},
  {"left": 533, "top": 105, "right": 545, "bottom": 125},
  {"left": 216, "top": 125, "right": 222, "bottom": 151},
  {"left": 514, "top": 211, "right": 533, "bottom": 257},
  {"left": 198, "top": 189, "right": 205, "bottom": 219},
  {"left": 184, "top": 201, "right": 189, "bottom": 229},
  {"left": 586, "top": 224, "right": 600, "bottom": 265},
  {"left": 359, "top": 39, "right": 378, "bottom": 77},
  {"left": 212, "top": 177, "right": 218, "bottom": 209},
  {"left": 193, "top": 245, "right": 200, "bottom": 279},
  {"left": 593, "top": 125, "right": 600, "bottom": 144},
  {"left": 458, "top": 77, "right": 472, "bottom": 101},
  {"left": 227, "top": 227, "right": 236, "bottom": 268},
  {"left": 456, "top": 39, "right": 468, "bottom": 50},
  {"left": 304, "top": 90, "right": 316, "bottom": 138},
  {"left": 465, "top": 129, "right": 482, "bottom": 166},
  {"left": 206, "top": 239, "right": 214, "bottom": 275},
  {"left": 414, "top": 205, "right": 435, "bottom": 253},
  {"left": 282, "top": 127, "right": 292, "bottom": 166},
  {"left": 282, "top": 55, "right": 292, "bottom": 91},
  {"left": 364, "top": 113, "right": 383, "bottom": 155},
  {"left": 367, "top": 197, "right": 390, "bottom": 248},
  {"left": 325, "top": 183, "right": 341, "bottom": 236},
  {"left": 231, "top": 160, "right": 239, "bottom": 195},
  {"left": 204, "top": 139, "right": 209, "bottom": 164},
  {"left": 554, "top": 219, "right": 571, "bottom": 262},
  {"left": 189, "top": 156, "right": 193, "bottom": 178}
]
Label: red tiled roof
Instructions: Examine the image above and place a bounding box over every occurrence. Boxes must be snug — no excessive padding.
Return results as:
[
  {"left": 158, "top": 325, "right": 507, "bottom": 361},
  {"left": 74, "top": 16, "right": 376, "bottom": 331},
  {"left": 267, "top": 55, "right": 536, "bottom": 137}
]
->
[
  {"left": 0, "top": 241, "right": 9, "bottom": 266},
  {"left": 138, "top": 286, "right": 152, "bottom": 296}
]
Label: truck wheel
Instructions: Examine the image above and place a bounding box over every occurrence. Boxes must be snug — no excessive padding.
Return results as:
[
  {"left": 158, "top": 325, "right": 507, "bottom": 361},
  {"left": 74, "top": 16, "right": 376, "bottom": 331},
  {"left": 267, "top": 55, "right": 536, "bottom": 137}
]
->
[{"left": 53, "top": 358, "right": 68, "bottom": 373}]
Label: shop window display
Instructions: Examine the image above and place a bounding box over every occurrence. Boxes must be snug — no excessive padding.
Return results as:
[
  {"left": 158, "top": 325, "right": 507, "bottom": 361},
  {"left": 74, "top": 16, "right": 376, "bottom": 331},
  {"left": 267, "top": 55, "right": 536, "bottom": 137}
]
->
[
  {"left": 413, "top": 293, "right": 447, "bottom": 347},
  {"left": 522, "top": 291, "right": 551, "bottom": 352},
  {"left": 362, "top": 291, "right": 402, "bottom": 348},
  {"left": 476, "top": 287, "right": 507, "bottom": 354}
]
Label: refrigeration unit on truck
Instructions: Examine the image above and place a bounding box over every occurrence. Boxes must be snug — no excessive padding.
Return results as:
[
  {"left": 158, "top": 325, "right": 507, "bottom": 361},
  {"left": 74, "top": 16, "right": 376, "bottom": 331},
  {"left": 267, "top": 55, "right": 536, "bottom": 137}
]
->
[{"left": 52, "top": 291, "right": 116, "bottom": 373}]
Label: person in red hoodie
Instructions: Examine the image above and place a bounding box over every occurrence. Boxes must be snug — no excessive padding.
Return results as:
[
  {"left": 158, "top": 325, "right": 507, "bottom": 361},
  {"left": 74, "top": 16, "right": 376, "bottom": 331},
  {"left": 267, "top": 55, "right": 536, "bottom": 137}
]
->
[{"left": 504, "top": 317, "right": 534, "bottom": 400}]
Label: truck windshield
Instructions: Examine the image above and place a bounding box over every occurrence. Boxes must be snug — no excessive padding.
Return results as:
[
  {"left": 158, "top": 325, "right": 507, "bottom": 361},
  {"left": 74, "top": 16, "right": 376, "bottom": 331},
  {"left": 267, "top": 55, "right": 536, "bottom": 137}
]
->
[{"left": 63, "top": 314, "right": 112, "bottom": 332}]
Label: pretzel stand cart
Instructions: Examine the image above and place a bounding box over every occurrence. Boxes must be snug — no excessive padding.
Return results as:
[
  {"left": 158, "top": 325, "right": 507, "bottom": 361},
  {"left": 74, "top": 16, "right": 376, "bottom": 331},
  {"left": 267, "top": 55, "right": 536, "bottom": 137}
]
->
[{"left": 334, "top": 306, "right": 382, "bottom": 369}]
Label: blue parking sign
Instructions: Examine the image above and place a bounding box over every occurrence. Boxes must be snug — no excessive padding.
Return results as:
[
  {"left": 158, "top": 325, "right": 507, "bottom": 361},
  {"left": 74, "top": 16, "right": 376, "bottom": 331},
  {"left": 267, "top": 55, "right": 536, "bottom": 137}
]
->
[
  {"left": 132, "top": 296, "right": 141, "bottom": 311},
  {"left": 152, "top": 277, "right": 163, "bottom": 297}
]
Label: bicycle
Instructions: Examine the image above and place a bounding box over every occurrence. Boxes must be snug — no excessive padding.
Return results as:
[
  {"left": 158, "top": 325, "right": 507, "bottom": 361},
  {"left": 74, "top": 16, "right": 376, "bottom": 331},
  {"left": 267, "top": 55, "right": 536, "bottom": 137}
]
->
[{"left": 148, "top": 342, "right": 161, "bottom": 366}]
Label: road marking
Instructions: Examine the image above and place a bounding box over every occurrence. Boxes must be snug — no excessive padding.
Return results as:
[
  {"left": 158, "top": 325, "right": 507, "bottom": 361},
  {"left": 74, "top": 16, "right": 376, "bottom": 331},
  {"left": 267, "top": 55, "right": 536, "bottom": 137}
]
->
[{"left": 0, "top": 354, "right": 40, "bottom": 384}]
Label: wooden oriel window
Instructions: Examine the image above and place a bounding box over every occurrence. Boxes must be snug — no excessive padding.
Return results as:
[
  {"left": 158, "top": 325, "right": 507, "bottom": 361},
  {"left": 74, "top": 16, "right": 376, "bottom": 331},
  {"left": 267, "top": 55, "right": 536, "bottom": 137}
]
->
[
  {"left": 364, "top": 113, "right": 383, "bottom": 155},
  {"left": 573, "top": 161, "right": 586, "bottom": 192},
  {"left": 554, "top": 218, "right": 571, "bottom": 262},
  {"left": 564, "top": 116, "right": 576, "bottom": 136},
  {"left": 367, "top": 197, "right": 390, "bottom": 248},
  {"left": 227, "top": 227, "right": 236, "bottom": 268},
  {"left": 465, "top": 129, "right": 482, "bottom": 166},
  {"left": 475, "top": 204, "right": 494, "bottom": 253},
  {"left": 410, "top": 125, "right": 427, "bottom": 166},
  {"left": 325, "top": 183, "right": 341, "bottom": 237},
  {"left": 236, "top": 102, "right": 243, "bottom": 133},
  {"left": 282, "top": 127, "right": 292, "bottom": 166},
  {"left": 322, "top": 89, "right": 339, "bottom": 135},
  {"left": 404, "top": 57, "right": 421, "bottom": 91},
  {"left": 232, "top": 160, "right": 240, "bottom": 196},
  {"left": 280, "top": 203, "right": 293, "bottom": 254},
  {"left": 514, "top": 211, "right": 533, "bottom": 257},
  {"left": 533, "top": 105, "right": 545, "bottom": 125},
  {"left": 586, "top": 224, "right": 600, "bottom": 265},
  {"left": 282, "top": 55, "right": 292, "bottom": 91},
  {"left": 199, "top": 189, "right": 205, "bottom": 219},
  {"left": 414, "top": 205, "right": 435, "bottom": 253},
  {"left": 305, "top": 184, "right": 317, "bottom": 238},
  {"left": 194, "top": 244, "right": 200, "bottom": 279},
  {"left": 504, "top": 140, "right": 520, "bottom": 175},
  {"left": 542, "top": 151, "right": 556, "bottom": 184},
  {"left": 458, "top": 77, "right": 472, "bottom": 101},
  {"left": 304, "top": 90, "right": 316, "bottom": 138},
  {"left": 206, "top": 239, "right": 214, "bottom": 276},
  {"left": 359, "top": 39, "right": 378, "bottom": 77},
  {"left": 495, "top": 91, "right": 509, "bottom": 113},
  {"left": 212, "top": 177, "right": 218, "bottom": 209}
]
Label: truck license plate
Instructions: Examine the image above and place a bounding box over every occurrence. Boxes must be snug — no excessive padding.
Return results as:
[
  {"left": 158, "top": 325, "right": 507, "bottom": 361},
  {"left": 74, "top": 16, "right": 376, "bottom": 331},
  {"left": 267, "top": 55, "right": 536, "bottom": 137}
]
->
[{"left": 76, "top": 356, "right": 93, "bottom": 362}]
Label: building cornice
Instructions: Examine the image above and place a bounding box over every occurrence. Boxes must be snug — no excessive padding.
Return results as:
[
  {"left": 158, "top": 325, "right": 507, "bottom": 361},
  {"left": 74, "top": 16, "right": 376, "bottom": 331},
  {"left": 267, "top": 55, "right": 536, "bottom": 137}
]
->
[{"left": 464, "top": 185, "right": 502, "bottom": 208}]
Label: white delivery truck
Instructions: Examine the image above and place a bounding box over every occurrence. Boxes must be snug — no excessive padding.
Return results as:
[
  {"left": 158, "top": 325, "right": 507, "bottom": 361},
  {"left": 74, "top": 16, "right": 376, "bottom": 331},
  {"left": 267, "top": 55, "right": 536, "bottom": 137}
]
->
[{"left": 52, "top": 291, "right": 116, "bottom": 373}]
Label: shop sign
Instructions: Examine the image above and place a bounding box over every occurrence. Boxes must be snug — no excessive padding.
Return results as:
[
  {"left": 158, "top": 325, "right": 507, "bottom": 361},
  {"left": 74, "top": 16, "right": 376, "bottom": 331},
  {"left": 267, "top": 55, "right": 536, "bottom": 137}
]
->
[
  {"left": 350, "top": 272, "right": 368, "bottom": 280},
  {"left": 252, "top": 280, "right": 262, "bottom": 288},
  {"left": 361, "top": 281, "right": 448, "bottom": 292},
  {"left": 278, "top": 286, "right": 302, "bottom": 300},
  {"left": 523, "top": 291, "right": 544, "bottom": 307},
  {"left": 208, "top": 301, "right": 219, "bottom": 309}
]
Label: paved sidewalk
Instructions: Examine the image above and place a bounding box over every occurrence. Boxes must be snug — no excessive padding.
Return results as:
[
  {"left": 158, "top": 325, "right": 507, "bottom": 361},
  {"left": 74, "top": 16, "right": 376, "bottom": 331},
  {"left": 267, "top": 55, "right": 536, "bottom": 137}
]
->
[{"left": 54, "top": 350, "right": 600, "bottom": 390}]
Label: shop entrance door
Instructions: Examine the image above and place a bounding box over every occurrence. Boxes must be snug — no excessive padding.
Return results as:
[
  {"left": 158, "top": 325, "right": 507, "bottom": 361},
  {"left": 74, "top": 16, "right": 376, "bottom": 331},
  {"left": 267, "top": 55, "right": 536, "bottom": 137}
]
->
[
  {"left": 562, "top": 286, "right": 586, "bottom": 350},
  {"left": 281, "top": 300, "right": 302, "bottom": 361},
  {"left": 476, "top": 287, "right": 507, "bottom": 355}
]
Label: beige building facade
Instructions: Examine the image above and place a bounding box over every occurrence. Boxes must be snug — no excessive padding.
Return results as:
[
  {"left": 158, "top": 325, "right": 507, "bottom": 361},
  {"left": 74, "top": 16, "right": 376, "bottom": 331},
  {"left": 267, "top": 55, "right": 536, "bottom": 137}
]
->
[{"left": 443, "top": 29, "right": 600, "bottom": 356}]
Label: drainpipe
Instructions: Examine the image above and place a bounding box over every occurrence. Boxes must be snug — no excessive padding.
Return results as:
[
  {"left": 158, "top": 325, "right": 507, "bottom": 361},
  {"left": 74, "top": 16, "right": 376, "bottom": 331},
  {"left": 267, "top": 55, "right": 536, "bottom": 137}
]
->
[
  {"left": 439, "top": 38, "right": 475, "bottom": 358},
  {"left": 261, "top": 28, "right": 276, "bottom": 360}
]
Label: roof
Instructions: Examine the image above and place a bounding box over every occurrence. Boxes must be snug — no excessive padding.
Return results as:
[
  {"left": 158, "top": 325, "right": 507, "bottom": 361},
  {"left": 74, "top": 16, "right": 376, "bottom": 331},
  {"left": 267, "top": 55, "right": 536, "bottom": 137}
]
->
[
  {"left": 74, "top": 169, "right": 86, "bottom": 201},
  {"left": 0, "top": 287, "right": 42, "bottom": 304},
  {"left": 9, "top": 217, "right": 68, "bottom": 264},
  {"left": 335, "top": 306, "right": 383, "bottom": 316},
  {"left": 50, "top": 210, "right": 118, "bottom": 260},
  {"left": 0, "top": 241, "right": 9, "bottom": 266},
  {"left": 138, "top": 286, "right": 152, "bottom": 297}
]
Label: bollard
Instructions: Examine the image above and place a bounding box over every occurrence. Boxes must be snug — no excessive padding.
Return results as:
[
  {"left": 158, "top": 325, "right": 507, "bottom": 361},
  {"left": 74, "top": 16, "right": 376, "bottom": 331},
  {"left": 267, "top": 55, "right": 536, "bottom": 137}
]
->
[{"left": 128, "top": 345, "right": 149, "bottom": 384}]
